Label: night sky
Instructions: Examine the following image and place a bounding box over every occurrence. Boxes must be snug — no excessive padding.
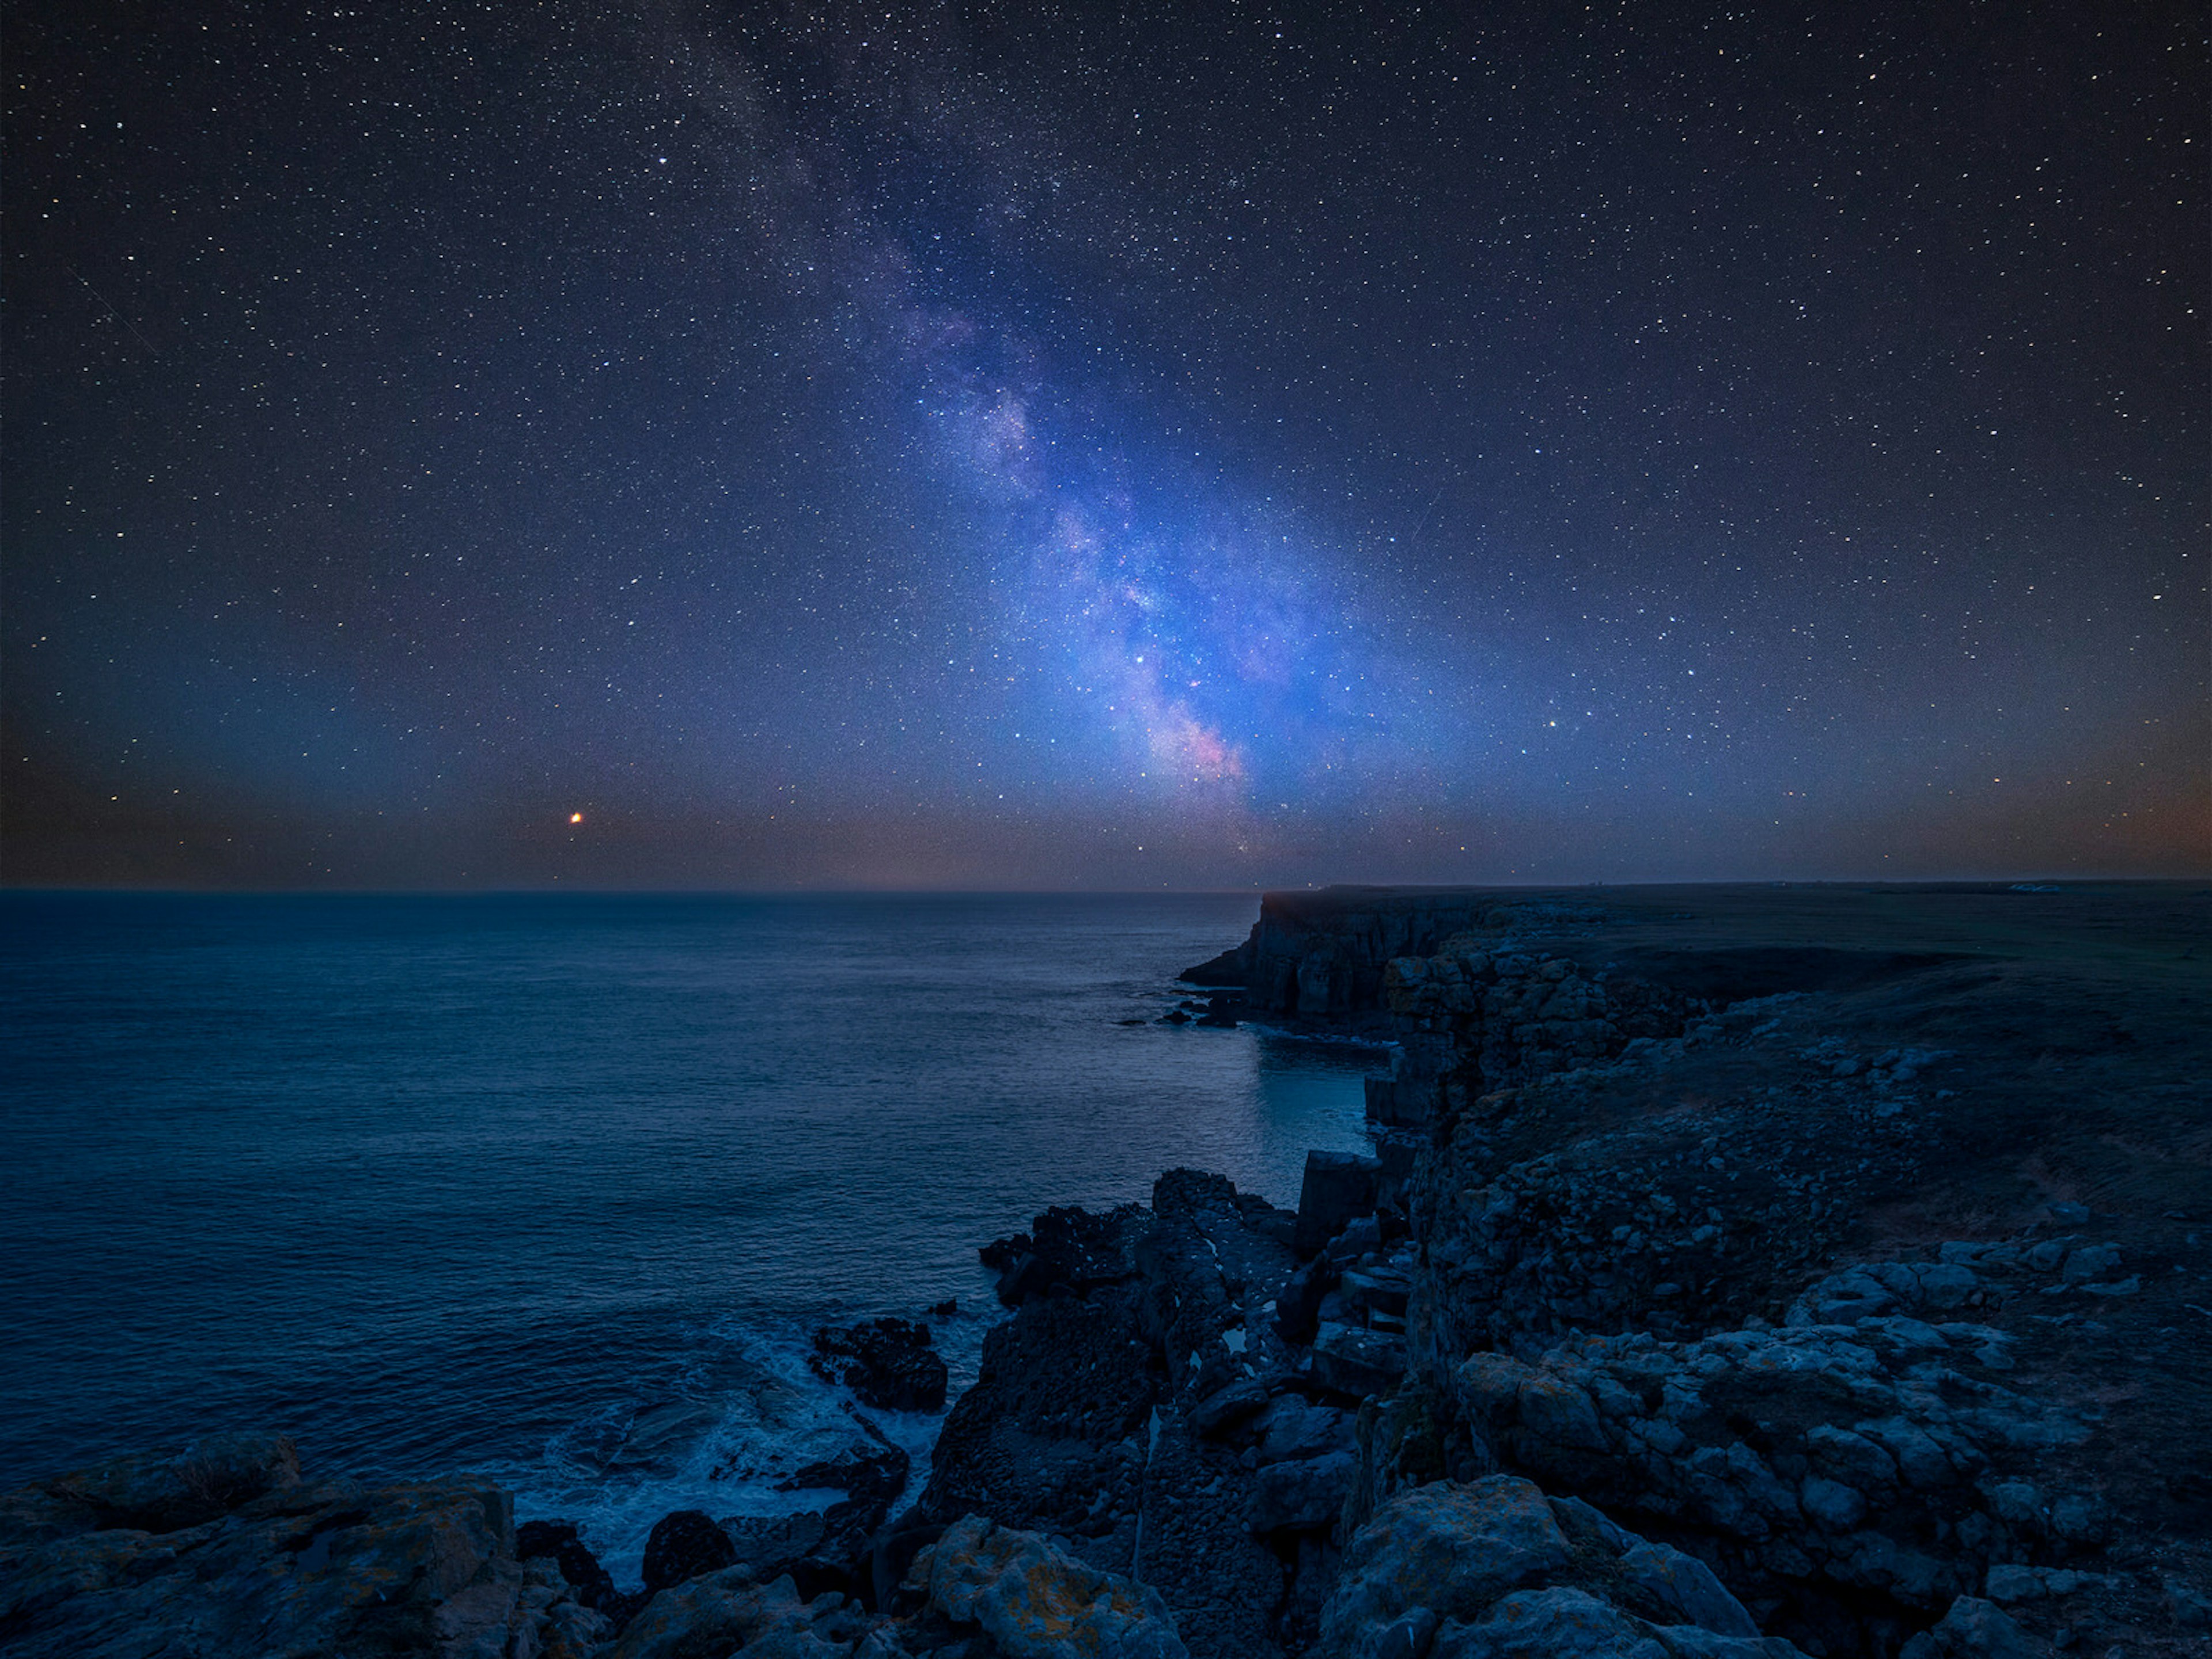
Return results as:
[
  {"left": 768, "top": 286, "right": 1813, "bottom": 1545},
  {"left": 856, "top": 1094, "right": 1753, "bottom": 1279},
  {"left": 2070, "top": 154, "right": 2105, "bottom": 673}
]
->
[{"left": 5, "top": 2, "right": 2204, "bottom": 888}]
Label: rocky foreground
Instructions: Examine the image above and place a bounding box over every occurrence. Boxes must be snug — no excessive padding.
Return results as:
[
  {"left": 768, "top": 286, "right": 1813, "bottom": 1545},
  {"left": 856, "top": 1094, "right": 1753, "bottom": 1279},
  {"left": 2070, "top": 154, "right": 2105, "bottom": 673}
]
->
[{"left": 5, "top": 883, "right": 2207, "bottom": 1658}]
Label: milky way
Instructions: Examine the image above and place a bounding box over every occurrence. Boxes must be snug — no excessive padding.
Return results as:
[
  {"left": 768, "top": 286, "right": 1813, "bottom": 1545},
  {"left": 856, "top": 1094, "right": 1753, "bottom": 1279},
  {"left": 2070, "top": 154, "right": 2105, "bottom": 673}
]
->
[{"left": 3, "top": 2, "right": 2203, "bottom": 885}]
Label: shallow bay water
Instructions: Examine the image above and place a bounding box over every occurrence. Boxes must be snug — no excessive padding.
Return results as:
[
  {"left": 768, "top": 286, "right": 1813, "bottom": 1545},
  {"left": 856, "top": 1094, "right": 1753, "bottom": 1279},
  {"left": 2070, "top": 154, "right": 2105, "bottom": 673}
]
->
[{"left": 0, "top": 891, "right": 1382, "bottom": 1578}]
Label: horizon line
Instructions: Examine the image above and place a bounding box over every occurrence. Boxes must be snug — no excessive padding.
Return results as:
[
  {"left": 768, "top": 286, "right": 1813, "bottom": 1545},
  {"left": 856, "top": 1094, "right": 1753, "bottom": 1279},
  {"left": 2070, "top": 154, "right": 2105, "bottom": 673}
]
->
[{"left": 5, "top": 874, "right": 2206, "bottom": 900}]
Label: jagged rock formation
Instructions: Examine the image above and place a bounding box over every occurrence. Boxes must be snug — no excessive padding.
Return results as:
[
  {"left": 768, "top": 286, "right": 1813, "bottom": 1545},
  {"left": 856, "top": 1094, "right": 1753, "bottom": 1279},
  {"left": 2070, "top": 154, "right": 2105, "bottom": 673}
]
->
[
  {"left": 1315, "top": 1475, "right": 1791, "bottom": 1658},
  {"left": 916, "top": 1170, "right": 1308, "bottom": 1656},
  {"left": 0, "top": 1431, "right": 613, "bottom": 1658},
  {"left": 1254, "top": 881, "right": 2211, "bottom": 1659},
  {"left": 812, "top": 1318, "right": 952, "bottom": 1414}
]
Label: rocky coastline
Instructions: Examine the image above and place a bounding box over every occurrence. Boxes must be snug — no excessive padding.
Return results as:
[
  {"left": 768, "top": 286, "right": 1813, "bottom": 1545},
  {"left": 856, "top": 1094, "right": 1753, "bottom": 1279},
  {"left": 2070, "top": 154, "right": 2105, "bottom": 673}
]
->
[{"left": 5, "top": 882, "right": 2206, "bottom": 1658}]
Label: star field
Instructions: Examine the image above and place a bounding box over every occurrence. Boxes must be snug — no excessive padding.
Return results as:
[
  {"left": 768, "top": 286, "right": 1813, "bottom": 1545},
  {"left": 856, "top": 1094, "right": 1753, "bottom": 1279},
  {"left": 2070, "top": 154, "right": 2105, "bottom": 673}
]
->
[{"left": 3, "top": 1, "right": 2203, "bottom": 887}]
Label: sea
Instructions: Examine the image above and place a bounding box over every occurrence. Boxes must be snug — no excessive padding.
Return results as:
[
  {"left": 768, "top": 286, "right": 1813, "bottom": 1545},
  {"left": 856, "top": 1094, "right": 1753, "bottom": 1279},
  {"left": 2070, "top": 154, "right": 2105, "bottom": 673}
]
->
[{"left": 0, "top": 891, "right": 1385, "bottom": 1582}]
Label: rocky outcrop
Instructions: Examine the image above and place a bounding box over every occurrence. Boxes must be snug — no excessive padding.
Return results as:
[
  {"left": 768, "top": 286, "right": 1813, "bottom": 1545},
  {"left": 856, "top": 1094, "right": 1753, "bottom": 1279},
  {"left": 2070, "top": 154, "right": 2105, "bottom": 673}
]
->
[
  {"left": 1444, "top": 1322, "right": 2100, "bottom": 1632},
  {"left": 0, "top": 1431, "right": 612, "bottom": 1659},
  {"left": 0, "top": 1430, "right": 1211, "bottom": 1659},
  {"left": 1315, "top": 1475, "right": 1795, "bottom": 1659},
  {"left": 1174, "top": 884, "right": 2212, "bottom": 1658},
  {"left": 597, "top": 1566, "right": 874, "bottom": 1659},
  {"left": 906, "top": 1514, "right": 1188, "bottom": 1657},
  {"left": 914, "top": 1169, "right": 1313, "bottom": 1657},
  {"left": 979, "top": 1202, "right": 1150, "bottom": 1305},
  {"left": 813, "top": 1318, "right": 952, "bottom": 1413}
]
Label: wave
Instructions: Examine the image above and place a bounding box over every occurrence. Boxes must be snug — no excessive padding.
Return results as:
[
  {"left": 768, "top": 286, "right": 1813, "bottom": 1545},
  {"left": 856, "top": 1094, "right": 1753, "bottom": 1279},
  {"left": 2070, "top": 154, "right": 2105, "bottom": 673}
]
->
[{"left": 476, "top": 1304, "right": 1001, "bottom": 1588}]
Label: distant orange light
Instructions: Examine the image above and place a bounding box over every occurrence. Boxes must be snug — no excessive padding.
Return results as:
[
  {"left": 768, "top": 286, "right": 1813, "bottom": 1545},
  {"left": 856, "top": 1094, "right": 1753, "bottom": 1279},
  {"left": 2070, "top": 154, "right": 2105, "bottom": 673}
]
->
[{"left": 569, "top": 812, "right": 584, "bottom": 824}]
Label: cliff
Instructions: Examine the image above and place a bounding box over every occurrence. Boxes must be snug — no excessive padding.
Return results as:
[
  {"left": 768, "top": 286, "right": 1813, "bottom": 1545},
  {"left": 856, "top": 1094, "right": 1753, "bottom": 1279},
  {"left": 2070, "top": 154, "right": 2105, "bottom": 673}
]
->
[
  {"left": 1185, "top": 880, "right": 2212, "bottom": 1657},
  {"left": 1181, "top": 887, "right": 1613, "bottom": 1021}
]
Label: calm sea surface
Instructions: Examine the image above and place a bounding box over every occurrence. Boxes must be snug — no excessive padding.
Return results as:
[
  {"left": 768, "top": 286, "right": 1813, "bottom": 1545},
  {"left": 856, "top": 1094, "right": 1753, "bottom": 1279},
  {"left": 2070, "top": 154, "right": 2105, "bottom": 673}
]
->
[{"left": 0, "top": 892, "right": 1382, "bottom": 1577}]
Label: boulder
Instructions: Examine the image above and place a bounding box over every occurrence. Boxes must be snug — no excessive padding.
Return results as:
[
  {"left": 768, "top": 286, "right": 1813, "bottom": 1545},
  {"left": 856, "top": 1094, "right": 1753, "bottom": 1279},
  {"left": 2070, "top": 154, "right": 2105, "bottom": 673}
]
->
[
  {"left": 916, "top": 1513, "right": 1189, "bottom": 1658},
  {"left": 1312, "top": 1323, "right": 1408, "bottom": 1400},
  {"left": 1317, "top": 1477, "right": 1572, "bottom": 1655},
  {"left": 1617, "top": 1541, "right": 1760, "bottom": 1638},
  {"left": 642, "top": 1508, "right": 738, "bottom": 1593},
  {"left": 1254, "top": 1396, "right": 1357, "bottom": 1464},
  {"left": 1429, "top": 1586, "right": 1657, "bottom": 1658},
  {"left": 601, "top": 1567, "right": 868, "bottom": 1659},
  {"left": 1190, "top": 1376, "right": 1274, "bottom": 1438},
  {"left": 0, "top": 1441, "right": 589, "bottom": 1659}
]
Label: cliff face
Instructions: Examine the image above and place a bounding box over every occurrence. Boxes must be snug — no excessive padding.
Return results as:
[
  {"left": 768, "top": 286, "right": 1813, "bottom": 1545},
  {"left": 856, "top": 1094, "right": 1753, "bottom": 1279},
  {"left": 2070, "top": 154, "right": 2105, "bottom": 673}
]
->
[
  {"left": 1212, "top": 881, "right": 2212, "bottom": 1659},
  {"left": 1183, "top": 889, "right": 1614, "bottom": 1020}
]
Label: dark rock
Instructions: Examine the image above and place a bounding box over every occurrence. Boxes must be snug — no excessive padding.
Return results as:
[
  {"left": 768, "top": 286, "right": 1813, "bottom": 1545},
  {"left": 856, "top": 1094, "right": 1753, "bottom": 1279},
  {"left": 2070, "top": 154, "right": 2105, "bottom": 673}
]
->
[
  {"left": 1161, "top": 1008, "right": 1194, "bottom": 1024},
  {"left": 641, "top": 1508, "right": 737, "bottom": 1593},
  {"left": 1900, "top": 1595, "right": 2040, "bottom": 1659},
  {"left": 1252, "top": 1395, "right": 1356, "bottom": 1464},
  {"left": 1277, "top": 1255, "right": 1336, "bottom": 1343},
  {"left": 1133, "top": 1405, "right": 1294, "bottom": 1656},
  {"left": 1180, "top": 943, "right": 1253, "bottom": 987},
  {"left": 865, "top": 1513, "right": 946, "bottom": 1612},
  {"left": 782, "top": 1554, "right": 854, "bottom": 1603},
  {"left": 1366, "top": 1073, "right": 1431, "bottom": 1128},
  {"left": 1191, "top": 1376, "right": 1274, "bottom": 1438},
  {"left": 1251, "top": 1450, "right": 1358, "bottom": 1533},
  {"left": 25, "top": 1429, "right": 302, "bottom": 1537},
  {"left": 779, "top": 1427, "right": 911, "bottom": 1566},
  {"left": 810, "top": 1316, "right": 950, "bottom": 1412},
  {"left": 719, "top": 1508, "right": 825, "bottom": 1579},
  {"left": 1296, "top": 1150, "right": 1382, "bottom": 1257},
  {"left": 979, "top": 1202, "right": 1146, "bottom": 1306},
  {"left": 0, "top": 1438, "right": 605, "bottom": 1658},
  {"left": 516, "top": 1517, "right": 620, "bottom": 1612},
  {"left": 1340, "top": 1264, "right": 1411, "bottom": 1320},
  {"left": 1309, "top": 1323, "right": 1407, "bottom": 1400},
  {"left": 924, "top": 1176, "right": 1306, "bottom": 1656},
  {"left": 1243, "top": 1200, "right": 1301, "bottom": 1252}
]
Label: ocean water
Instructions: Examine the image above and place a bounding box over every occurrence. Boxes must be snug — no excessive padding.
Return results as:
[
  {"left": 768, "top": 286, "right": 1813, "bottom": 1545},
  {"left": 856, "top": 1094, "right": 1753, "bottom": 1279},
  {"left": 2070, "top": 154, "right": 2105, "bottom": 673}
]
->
[{"left": 0, "top": 891, "right": 1384, "bottom": 1580}]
